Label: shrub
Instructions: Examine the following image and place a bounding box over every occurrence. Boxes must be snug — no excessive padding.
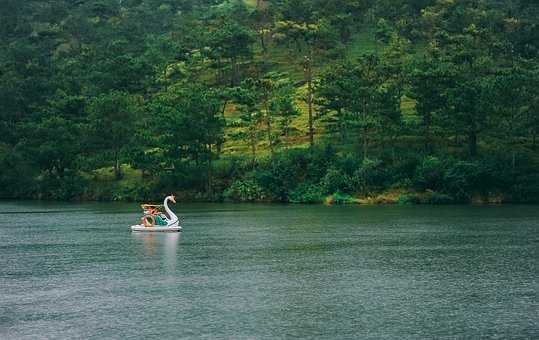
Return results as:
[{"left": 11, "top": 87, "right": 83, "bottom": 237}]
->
[
  {"left": 414, "top": 156, "right": 446, "bottom": 191},
  {"left": 112, "top": 181, "right": 152, "bottom": 202},
  {"left": 288, "top": 183, "right": 324, "bottom": 203},
  {"left": 443, "top": 161, "right": 483, "bottom": 202},
  {"left": 397, "top": 193, "right": 420, "bottom": 205},
  {"left": 390, "top": 178, "right": 413, "bottom": 190},
  {"left": 509, "top": 173, "right": 539, "bottom": 203},
  {"left": 212, "top": 158, "right": 240, "bottom": 190},
  {"left": 352, "top": 158, "right": 386, "bottom": 194},
  {"left": 304, "top": 144, "right": 336, "bottom": 182},
  {"left": 375, "top": 18, "right": 393, "bottom": 43},
  {"left": 387, "top": 157, "right": 418, "bottom": 187},
  {"left": 223, "top": 179, "right": 265, "bottom": 202},
  {"left": 325, "top": 192, "right": 357, "bottom": 205},
  {"left": 336, "top": 154, "right": 361, "bottom": 176},
  {"left": 254, "top": 151, "right": 307, "bottom": 201},
  {"left": 38, "top": 171, "right": 87, "bottom": 201},
  {"left": 321, "top": 167, "right": 352, "bottom": 194},
  {"left": 157, "top": 162, "right": 207, "bottom": 192}
]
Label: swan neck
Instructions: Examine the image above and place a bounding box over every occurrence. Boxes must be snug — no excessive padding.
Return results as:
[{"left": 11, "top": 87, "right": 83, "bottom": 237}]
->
[{"left": 164, "top": 197, "right": 178, "bottom": 222}]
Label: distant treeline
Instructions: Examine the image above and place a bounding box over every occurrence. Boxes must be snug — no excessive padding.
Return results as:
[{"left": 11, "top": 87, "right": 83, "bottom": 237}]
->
[{"left": 1, "top": 0, "right": 538, "bottom": 203}]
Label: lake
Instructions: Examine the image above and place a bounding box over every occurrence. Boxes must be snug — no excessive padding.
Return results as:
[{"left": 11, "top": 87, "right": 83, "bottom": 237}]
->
[{"left": 1, "top": 201, "right": 538, "bottom": 339}]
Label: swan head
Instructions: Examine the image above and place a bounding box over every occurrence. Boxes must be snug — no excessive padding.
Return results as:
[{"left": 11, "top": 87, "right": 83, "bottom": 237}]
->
[{"left": 167, "top": 195, "right": 176, "bottom": 204}]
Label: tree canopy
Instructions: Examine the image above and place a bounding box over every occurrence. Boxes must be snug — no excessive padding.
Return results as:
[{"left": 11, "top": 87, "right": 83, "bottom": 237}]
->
[{"left": 1, "top": 0, "right": 538, "bottom": 203}]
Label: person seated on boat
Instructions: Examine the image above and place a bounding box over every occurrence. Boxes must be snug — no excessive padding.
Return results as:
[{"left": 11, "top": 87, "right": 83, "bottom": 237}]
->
[
  {"left": 141, "top": 204, "right": 169, "bottom": 227},
  {"left": 154, "top": 214, "right": 168, "bottom": 226},
  {"left": 146, "top": 206, "right": 167, "bottom": 226}
]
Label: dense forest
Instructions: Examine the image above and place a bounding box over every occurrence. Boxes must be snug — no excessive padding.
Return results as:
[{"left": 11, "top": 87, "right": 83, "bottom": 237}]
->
[{"left": 1, "top": 0, "right": 539, "bottom": 203}]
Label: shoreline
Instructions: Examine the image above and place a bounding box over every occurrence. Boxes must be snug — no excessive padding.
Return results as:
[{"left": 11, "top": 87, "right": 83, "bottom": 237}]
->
[{"left": 1, "top": 194, "right": 536, "bottom": 205}]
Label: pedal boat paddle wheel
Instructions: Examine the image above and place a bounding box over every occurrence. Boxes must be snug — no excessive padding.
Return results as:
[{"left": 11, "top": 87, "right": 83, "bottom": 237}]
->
[{"left": 131, "top": 195, "right": 182, "bottom": 232}]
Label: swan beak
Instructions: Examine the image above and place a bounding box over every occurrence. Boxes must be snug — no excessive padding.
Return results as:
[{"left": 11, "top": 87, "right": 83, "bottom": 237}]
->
[{"left": 171, "top": 195, "right": 176, "bottom": 203}]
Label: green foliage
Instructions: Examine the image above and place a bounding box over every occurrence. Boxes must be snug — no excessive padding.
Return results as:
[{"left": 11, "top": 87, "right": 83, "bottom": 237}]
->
[
  {"left": 1, "top": 0, "right": 539, "bottom": 204},
  {"left": 316, "top": 55, "right": 402, "bottom": 157},
  {"left": 398, "top": 191, "right": 454, "bottom": 205},
  {"left": 224, "top": 179, "right": 265, "bottom": 202},
  {"left": 397, "top": 193, "right": 419, "bottom": 205},
  {"left": 352, "top": 158, "right": 387, "bottom": 195},
  {"left": 443, "top": 161, "right": 484, "bottom": 202},
  {"left": 37, "top": 171, "right": 87, "bottom": 201},
  {"left": 149, "top": 82, "right": 224, "bottom": 164},
  {"left": 86, "top": 91, "right": 141, "bottom": 179},
  {"left": 111, "top": 181, "right": 152, "bottom": 202},
  {"left": 321, "top": 167, "right": 351, "bottom": 195},
  {"left": 206, "top": 18, "right": 255, "bottom": 85},
  {"left": 325, "top": 192, "right": 357, "bottom": 205},
  {"left": 256, "top": 156, "right": 300, "bottom": 201},
  {"left": 510, "top": 174, "right": 539, "bottom": 203},
  {"left": 414, "top": 156, "right": 446, "bottom": 191},
  {"left": 288, "top": 182, "right": 324, "bottom": 203}
]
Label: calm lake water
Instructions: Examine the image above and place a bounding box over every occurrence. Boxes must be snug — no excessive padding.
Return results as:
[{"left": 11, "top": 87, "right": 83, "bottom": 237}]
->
[{"left": 1, "top": 201, "right": 538, "bottom": 339}]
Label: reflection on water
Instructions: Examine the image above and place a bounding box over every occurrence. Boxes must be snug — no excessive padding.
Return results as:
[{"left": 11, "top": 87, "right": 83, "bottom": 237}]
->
[
  {"left": 132, "top": 232, "right": 181, "bottom": 271},
  {"left": 163, "top": 233, "right": 180, "bottom": 270}
]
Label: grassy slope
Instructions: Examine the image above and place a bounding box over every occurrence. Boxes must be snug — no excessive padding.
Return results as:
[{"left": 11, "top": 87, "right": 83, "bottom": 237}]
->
[
  {"left": 222, "top": 0, "right": 418, "bottom": 158},
  {"left": 221, "top": 19, "right": 420, "bottom": 159},
  {"left": 95, "top": 2, "right": 419, "bottom": 199}
]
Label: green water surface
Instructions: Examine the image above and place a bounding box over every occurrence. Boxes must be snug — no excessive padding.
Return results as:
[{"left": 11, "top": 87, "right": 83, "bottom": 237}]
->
[{"left": 1, "top": 202, "right": 538, "bottom": 339}]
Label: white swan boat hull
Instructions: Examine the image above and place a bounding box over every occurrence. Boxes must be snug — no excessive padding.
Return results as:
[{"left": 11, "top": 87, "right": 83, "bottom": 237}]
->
[
  {"left": 131, "top": 195, "right": 182, "bottom": 232},
  {"left": 131, "top": 225, "right": 182, "bottom": 232}
]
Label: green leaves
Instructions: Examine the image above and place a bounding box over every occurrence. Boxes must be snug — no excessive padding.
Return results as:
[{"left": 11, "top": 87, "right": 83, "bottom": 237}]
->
[
  {"left": 317, "top": 55, "right": 402, "bottom": 155},
  {"left": 148, "top": 82, "right": 224, "bottom": 165},
  {"left": 85, "top": 91, "right": 141, "bottom": 178}
]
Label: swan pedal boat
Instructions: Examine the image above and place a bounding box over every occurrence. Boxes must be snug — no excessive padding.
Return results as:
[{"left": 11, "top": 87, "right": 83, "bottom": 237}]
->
[
  {"left": 131, "top": 195, "right": 182, "bottom": 233},
  {"left": 131, "top": 225, "right": 182, "bottom": 232}
]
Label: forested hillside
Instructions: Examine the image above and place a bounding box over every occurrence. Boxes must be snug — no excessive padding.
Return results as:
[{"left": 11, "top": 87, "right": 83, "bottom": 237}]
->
[{"left": 1, "top": 0, "right": 539, "bottom": 203}]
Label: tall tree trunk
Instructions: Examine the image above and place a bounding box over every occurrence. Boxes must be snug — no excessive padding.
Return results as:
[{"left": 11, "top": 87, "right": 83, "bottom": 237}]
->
[
  {"left": 423, "top": 112, "right": 433, "bottom": 154},
  {"left": 56, "top": 163, "right": 65, "bottom": 179},
  {"left": 220, "top": 100, "right": 228, "bottom": 120},
  {"left": 114, "top": 149, "right": 122, "bottom": 180},
  {"left": 267, "top": 117, "right": 273, "bottom": 158},
  {"left": 468, "top": 128, "right": 477, "bottom": 158},
  {"left": 207, "top": 145, "right": 213, "bottom": 199},
  {"left": 362, "top": 128, "right": 368, "bottom": 160},
  {"left": 259, "top": 31, "right": 267, "bottom": 55},
  {"left": 508, "top": 111, "right": 516, "bottom": 169},
  {"left": 360, "top": 103, "right": 368, "bottom": 160},
  {"left": 304, "top": 55, "right": 314, "bottom": 149},
  {"left": 390, "top": 131, "right": 398, "bottom": 164},
  {"left": 217, "top": 58, "right": 224, "bottom": 85},
  {"left": 216, "top": 100, "right": 228, "bottom": 157},
  {"left": 251, "top": 137, "right": 256, "bottom": 170},
  {"left": 262, "top": 93, "right": 274, "bottom": 158},
  {"left": 338, "top": 108, "right": 346, "bottom": 142},
  {"left": 231, "top": 56, "right": 238, "bottom": 86}
]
